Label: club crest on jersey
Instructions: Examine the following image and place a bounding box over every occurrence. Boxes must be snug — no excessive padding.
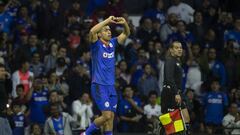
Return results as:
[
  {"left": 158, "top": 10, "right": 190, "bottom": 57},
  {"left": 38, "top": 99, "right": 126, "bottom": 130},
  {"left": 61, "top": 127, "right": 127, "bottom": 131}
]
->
[
  {"left": 105, "top": 102, "right": 110, "bottom": 107},
  {"left": 109, "top": 43, "right": 113, "bottom": 48},
  {"left": 103, "top": 52, "right": 114, "bottom": 58}
]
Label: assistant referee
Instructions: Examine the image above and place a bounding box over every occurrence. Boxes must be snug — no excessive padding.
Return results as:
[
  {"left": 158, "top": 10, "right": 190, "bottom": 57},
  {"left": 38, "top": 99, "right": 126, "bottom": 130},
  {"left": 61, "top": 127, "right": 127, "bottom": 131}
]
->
[{"left": 161, "top": 41, "right": 191, "bottom": 134}]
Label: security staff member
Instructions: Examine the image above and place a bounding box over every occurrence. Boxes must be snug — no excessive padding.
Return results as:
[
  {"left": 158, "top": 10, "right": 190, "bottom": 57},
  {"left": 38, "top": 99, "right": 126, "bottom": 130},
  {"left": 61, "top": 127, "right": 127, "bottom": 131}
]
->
[{"left": 160, "top": 41, "right": 190, "bottom": 134}]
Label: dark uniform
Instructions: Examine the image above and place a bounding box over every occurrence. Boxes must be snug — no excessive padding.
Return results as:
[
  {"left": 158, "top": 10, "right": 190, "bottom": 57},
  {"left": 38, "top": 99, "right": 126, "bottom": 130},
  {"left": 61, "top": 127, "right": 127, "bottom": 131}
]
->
[{"left": 161, "top": 56, "right": 183, "bottom": 113}]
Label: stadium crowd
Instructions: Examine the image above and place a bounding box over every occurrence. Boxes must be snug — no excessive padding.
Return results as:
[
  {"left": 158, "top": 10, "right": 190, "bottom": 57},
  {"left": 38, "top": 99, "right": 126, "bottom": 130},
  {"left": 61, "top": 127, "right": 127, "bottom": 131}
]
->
[{"left": 0, "top": 0, "right": 240, "bottom": 134}]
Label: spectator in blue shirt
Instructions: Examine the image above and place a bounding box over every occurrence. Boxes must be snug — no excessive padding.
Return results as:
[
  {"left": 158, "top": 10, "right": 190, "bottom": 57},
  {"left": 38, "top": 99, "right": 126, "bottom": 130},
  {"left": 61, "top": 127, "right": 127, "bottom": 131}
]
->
[
  {"left": 224, "top": 18, "right": 240, "bottom": 48},
  {"left": 202, "top": 79, "right": 228, "bottom": 134},
  {"left": 118, "top": 85, "right": 144, "bottom": 133},
  {"left": 26, "top": 78, "right": 49, "bottom": 125},
  {"left": 143, "top": 0, "right": 166, "bottom": 25},
  {"left": 11, "top": 101, "right": 27, "bottom": 135},
  {"left": 0, "top": 3, "right": 14, "bottom": 35},
  {"left": 166, "top": 20, "right": 194, "bottom": 50}
]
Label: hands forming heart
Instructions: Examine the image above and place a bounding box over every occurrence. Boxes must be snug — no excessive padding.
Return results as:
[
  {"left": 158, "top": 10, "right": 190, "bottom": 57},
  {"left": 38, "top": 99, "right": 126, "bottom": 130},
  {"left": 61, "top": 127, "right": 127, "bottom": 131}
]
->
[{"left": 108, "top": 16, "right": 126, "bottom": 24}]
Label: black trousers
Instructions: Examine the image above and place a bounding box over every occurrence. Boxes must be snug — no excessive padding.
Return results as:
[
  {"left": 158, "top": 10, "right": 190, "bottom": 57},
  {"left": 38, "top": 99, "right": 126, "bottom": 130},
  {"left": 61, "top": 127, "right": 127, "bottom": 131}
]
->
[{"left": 161, "top": 86, "right": 178, "bottom": 114}]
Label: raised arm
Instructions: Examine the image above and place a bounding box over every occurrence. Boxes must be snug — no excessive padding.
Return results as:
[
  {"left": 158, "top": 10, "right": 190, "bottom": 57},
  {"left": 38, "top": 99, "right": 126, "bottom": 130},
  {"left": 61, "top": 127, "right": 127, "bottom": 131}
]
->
[
  {"left": 116, "top": 17, "right": 130, "bottom": 45},
  {"left": 89, "top": 16, "right": 116, "bottom": 43}
]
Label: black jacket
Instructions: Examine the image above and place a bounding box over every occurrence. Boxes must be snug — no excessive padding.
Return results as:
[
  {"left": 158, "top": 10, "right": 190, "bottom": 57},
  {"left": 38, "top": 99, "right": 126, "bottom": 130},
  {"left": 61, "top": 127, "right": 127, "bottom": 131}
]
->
[{"left": 163, "top": 56, "right": 183, "bottom": 95}]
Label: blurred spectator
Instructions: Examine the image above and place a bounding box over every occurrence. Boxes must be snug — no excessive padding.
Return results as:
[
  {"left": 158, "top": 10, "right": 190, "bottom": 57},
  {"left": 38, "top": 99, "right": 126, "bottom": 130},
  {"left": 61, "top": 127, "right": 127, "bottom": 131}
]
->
[
  {"left": 118, "top": 85, "right": 144, "bottom": 132},
  {"left": 119, "top": 60, "right": 131, "bottom": 84},
  {"left": 85, "top": 0, "right": 108, "bottom": 16},
  {"left": 155, "top": 41, "right": 165, "bottom": 93},
  {"left": 66, "top": 0, "right": 84, "bottom": 23},
  {"left": 90, "top": 7, "right": 107, "bottom": 26},
  {"left": 187, "top": 10, "right": 207, "bottom": 46},
  {"left": 0, "top": 2, "right": 14, "bottom": 35},
  {"left": 0, "top": 63, "right": 11, "bottom": 111},
  {"left": 143, "top": 91, "right": 161, "bottom": 134},
  {"left": 184, "top": 88, "right": 204, "bottom": 132},
  {"left": 222, "top": 39, "right": 240, "bottom": 88},
  {"left": 202, "top": 29, "right": 221, "bottom": 51},
  {"left": 214, "top": 11, "right": 234, "bottom": 52},
  {"left": 15, "top": 6, "right": 36, "bottom": 34},
  {"left": 124, "top": 39, "right": 141, "bottom": 67},
  {"left": 160, "top": 13, "right": 178, "bottom": 42},
  {"left": 203, "top": 5, "right": 218, "bottom": 27},
  {"left": 106, "top": 0, "right": 124, "bottom": 17},
  {"left": 29, "top": 123, "right": 43, "bottom": 135},
  {"left": 76, "top": 50, "right": 91, "bottom": 75},
  {"left": 48, "top": 90, "right": 59, "bottom": 103},
  {"left": 26, "top": 78, "right": 48, "bottom": 125},
  {"left": 13, "top": 29, "right": 29, "bottom": 54},
  {"left": 51, "top": 57, "right": 68, "bottom": 77},
  {"left": 72, "top": 92, "right": 93, "bottom": 130},
  {"left": 30, "top": 52, "right": 45, "bottom": 77},
  {"left": 203, "top": 48, "right": 226, "bottom": 87},
  {"left": 37, "top": 0, "right": 65, "bottom": 40},
  {"left": 166, "top": 20, "right": 194, "bottom": 49},
  {"left": 185, "top": 43, "right": 203, "bottom": 96},
  {"left": 143, "top": 0, "right": 166, "bottom": 25},
  {"left": 0, "top": 32, "right": 13, "bottom": 68},
  {"left": 44, "top": 41, "right": 59, "bottom": 73},
  {"left": 222, "top": 102, "right": 240, "bottom": 135},
  {"left": 202, "top": 79, "right": 228, "bottom": 134},
  {"left": 224, "top": 18, "right": 240, "bottom": 49},
  {"left": 136, "top": 17, "right": 159, "bottom": 50},
  {"left": 67, "top": 28, "right": 81, "bottom": 59},
  {"left": 47, "top": 72, "right": 61, "bottom": 91},
  {"left": 44, "top": 103, "right": 76, "bottom": 135},
  {"left": 14, "top": 84, "right": 28, "bottom": 113},
  {"left": 68, "top": 64, "right": 90, "bottom": 102},
  {"left": 57, "top": 46, "right": 71, "bottom": 65},
  {"left": 137, "top": 63, "right": 159, "bottom": 98},
  {"left": 11, "top": 101, "right": 27, "bottom": 135},
  {"left": 130, "top": 48, "right": 149, "bottom": 87},
  {"left": 115, "top": 66, "right": 127, "bottom": 93},
  {"left": 12, "top": 60, "right": 34, "bottom": 98},
  {"left": 15, "top": 33, "right": 43, "bottom": 66},
  {"left": 167, "top": 0, "right": 194, "bottom": 24}
]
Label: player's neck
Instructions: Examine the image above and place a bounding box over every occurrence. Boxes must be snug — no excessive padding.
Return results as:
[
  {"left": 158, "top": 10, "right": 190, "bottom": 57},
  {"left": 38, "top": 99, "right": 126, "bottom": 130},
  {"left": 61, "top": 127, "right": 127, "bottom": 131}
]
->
[{"left": 100, "top": 39, "right": 110, "bottom": 46}]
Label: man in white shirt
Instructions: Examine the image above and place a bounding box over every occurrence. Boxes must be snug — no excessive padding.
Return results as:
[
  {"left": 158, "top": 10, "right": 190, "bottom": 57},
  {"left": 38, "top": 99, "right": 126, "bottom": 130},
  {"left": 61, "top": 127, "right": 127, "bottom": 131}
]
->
[
  {"left": 72, "top": 93, "right": 93, "bottom": 130},
  {"left": 144, "top": 91, "right": 161, "bottom": 134},
  {"left": 222, "top": 103, "right": 240, "bottom": 135},
  {"left": 167, "top": 0, "right": 194, "bottom": 24}
]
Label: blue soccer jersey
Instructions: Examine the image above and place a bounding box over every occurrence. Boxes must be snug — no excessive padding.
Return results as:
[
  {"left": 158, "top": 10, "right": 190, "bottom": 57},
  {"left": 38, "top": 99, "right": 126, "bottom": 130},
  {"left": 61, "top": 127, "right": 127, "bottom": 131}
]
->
[
  {"left": 91, "top": 38, "right": 118, "bottom": 85},
  {"left": 13, "top": 112, "right": 25, "bottom": 135},
  {"left": 203, "top": 91, "right": 228, "bottom": 124},
  {"left": 52, "top": 116, "right": 64, "bottom": 135},
  {"left": 29, "top": 89, "right": 49, "bottom": 124}
]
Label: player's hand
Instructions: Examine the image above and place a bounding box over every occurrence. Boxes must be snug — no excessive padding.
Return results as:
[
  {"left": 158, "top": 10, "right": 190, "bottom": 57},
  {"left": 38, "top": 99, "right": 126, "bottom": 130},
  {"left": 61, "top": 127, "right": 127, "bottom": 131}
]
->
[
  {"left": 114, "top": 17, "right": 126, "bottom": 24},
  {"left": 107, "top": 16, "right": 117, "bottom": 24},
  {"left": 175, "top": 94, "right": 181, "bottom": 104}
]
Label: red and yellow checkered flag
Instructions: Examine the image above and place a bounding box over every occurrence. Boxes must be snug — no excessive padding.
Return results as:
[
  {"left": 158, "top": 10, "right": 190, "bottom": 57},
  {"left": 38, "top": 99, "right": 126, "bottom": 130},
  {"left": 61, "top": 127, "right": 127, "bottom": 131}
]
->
[{"left": 159, "top": 109, "right": 185, "bottom": 135}]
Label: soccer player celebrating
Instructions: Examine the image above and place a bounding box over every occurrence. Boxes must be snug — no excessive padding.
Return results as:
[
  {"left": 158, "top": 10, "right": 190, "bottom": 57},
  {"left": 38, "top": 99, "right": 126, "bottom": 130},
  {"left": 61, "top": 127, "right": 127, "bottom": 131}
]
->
[{"left": 81, "top": 16, "right": 130, "bottom": 135}]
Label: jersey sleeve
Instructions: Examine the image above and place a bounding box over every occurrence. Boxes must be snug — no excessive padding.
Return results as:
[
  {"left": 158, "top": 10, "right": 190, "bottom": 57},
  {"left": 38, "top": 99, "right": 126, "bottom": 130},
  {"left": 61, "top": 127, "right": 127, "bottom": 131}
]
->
[{"left": 91, "top": 40, "right": 100, "bottom": 52}]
